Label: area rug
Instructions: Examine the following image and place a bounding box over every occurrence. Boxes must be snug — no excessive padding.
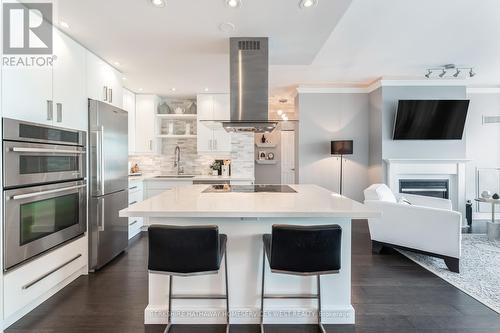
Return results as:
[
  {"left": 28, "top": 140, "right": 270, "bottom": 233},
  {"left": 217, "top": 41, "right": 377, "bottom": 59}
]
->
[{"left": 398, "top": 234, "right": 500, "bottom": 314}]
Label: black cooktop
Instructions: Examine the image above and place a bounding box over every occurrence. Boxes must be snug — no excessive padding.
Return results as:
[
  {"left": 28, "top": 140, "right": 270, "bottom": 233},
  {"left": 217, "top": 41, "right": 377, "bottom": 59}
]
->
[{"left": 202, "top": 185, "right": 297, "bottom": 193}]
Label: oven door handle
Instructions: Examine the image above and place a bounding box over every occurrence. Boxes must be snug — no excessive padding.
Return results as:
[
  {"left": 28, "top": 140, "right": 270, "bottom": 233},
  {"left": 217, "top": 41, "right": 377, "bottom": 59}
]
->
[
  {"left": 10, "top": 147, "right": 84, "bottom": 154},
  {"left": 11, "top": 184, "right": 86, "bottom": 200}
]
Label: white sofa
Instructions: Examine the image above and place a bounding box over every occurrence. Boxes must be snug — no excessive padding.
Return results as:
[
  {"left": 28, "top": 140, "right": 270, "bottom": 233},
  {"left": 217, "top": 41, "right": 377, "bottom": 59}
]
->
[{"left": 363, "top": 184, "right": 462, "bottom": 272}]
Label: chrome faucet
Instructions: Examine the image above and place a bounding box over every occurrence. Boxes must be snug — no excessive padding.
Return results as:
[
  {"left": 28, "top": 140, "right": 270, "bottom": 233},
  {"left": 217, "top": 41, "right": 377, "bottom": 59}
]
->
[{"left": 174, "top": 146, "right": 183, "bottom": 175}]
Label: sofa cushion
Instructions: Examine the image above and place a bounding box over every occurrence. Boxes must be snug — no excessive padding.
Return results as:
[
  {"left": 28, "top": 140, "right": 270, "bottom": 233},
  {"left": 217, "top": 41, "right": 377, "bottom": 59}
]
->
[
  {"left": 364, "top": 184, "right": 397, "bottom": 203},
  {"left": 398, "top": 196, "right": 412, "bottom": 205}
]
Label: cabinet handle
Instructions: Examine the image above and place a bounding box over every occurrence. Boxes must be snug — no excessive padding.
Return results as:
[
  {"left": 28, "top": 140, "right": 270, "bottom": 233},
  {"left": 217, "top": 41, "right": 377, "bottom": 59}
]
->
[
  {"left": 103, "top": 86, "right": 108, "bottom": 102},
  {"left": 214, "top": 139, "right": 217, "bottom": 150},
  {"left": 129, "top": 201, "right": 138, "bottom": 205},
  {"left": 22, "top": 254, "right": 82, "bottom": 290},
  {"left": 109, "top": 88, "right": 113, "bottom": 103},
  {"left": 56, "top": 103, "right": 62, "bottom": 122},
  {"left": 46, "top": 100, "right": 53, "bottom": 121},
  {"left": 129, "top": 220, "right": 138, "bottom": 226},
  {"left": 129, "top": 186, "right": 138, "bottom": 190},
  {"left": 209, "top": 139, "right": 212, "bottom": 150},
  {"left": 149, "top": 140, "right": 153, "bottom": 151}
]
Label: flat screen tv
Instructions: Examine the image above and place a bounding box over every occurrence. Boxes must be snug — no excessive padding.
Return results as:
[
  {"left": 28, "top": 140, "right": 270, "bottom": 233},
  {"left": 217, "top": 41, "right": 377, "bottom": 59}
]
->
[{"left": 393, "top": 100, "right": 469, "bottom": 140}]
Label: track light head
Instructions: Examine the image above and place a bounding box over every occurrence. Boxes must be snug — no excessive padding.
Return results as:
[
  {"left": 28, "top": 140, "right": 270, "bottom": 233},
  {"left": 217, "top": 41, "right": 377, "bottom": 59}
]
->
[
  {"left": 439, "top": 69, "right": 446, "bottom": 78},
  {"left": 469, "top": 69, "right": 476, "bottom": 77},
  {"left": 453, "top": 69, "right": 460, "bottom": 78},
  {"left": 425, "top": 70, "right": 432, "bottom": 78}
]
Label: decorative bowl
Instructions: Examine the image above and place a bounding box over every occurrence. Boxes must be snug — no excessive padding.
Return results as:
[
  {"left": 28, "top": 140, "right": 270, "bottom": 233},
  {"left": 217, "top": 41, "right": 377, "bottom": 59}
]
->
[{"left": 481, "top": 190, "right": 492, "bottom": 199}]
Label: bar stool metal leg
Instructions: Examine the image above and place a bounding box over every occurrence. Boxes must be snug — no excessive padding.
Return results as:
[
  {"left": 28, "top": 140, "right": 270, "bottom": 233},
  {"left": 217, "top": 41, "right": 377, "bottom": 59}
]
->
[
  {"left": 164, "top": 275, "right": 173, "bottom": 333},
  {"left": 317, "top": 275, "right": 326, "bottom": 333},
  {"left": 225, "top": 249, "right": 230, "bottom": 333},
  {"left": 260, "top": 243, "right": 265, "bottom": 333}
]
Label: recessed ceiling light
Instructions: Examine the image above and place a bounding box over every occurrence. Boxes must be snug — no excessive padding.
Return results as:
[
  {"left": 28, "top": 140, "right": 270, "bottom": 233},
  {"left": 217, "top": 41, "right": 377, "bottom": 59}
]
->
[
  {"left": 204, "top": 88, "right": 209, "bottom": 92},
  {"left": 138, "top": 88, "right": 143, "bottom": 92},
  {"left": 171, "top": 88, "right": 176, "bottom": 92},
  {"left": 219, "top": 22, "right": 236, "bottom": 33},
  {"left": 114, "top": 61, "right": 120, "bottom": 66},
  {"left": 299, "top": 0, "right": 318, "bottom": 8},
  {"left": 150, "top": 0, "right": 166, "bottom": 8},
  {"left": 60, "top": 21, "right": 70, "bottom": 29},
  {"left": 122, "top": 77, "right": 127, "bottom": 80},
  {"left": 225, "top": 0, "right": 241, "bottom": 8}
]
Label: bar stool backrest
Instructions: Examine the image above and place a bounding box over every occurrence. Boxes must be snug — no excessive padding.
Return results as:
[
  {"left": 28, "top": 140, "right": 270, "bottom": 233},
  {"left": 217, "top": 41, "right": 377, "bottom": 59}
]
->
[
  {"left": 270, "top": 224, "right": 342, "bottom": 274},
  {"left": 148, "top": 225, "right": 221, "bottom": 274}
]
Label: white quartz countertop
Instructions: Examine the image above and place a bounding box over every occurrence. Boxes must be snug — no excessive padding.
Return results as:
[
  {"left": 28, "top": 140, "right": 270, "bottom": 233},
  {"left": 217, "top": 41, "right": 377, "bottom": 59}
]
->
[
  {"left": 120, "top": 184, "right": 380, "bottom": 218},
  {"left": 129, "top": 174, "right": 255, "bottom": 182},
  {"left": 192, "top": 175, "right": 255, "bottom": 181}
]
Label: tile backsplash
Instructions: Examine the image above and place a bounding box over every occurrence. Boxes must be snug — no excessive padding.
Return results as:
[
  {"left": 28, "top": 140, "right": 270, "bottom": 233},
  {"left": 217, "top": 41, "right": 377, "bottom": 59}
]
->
[{"left": 129, "top": 133, "right": 254, "bottom": 178}]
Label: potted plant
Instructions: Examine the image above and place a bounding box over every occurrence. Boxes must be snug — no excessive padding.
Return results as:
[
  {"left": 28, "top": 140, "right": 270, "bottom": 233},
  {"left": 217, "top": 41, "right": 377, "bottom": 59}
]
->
[{"left": 210, "top": 161, "right": 221, "bottom": 176}]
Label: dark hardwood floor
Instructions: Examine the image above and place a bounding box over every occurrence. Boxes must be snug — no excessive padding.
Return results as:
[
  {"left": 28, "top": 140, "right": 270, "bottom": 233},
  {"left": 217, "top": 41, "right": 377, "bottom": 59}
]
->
[{"left": 6, "top": 220, "right": 500, "bottom": 333}]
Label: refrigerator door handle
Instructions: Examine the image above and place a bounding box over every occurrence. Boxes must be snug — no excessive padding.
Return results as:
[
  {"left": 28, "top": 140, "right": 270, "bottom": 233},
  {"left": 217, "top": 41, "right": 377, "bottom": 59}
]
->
[
  {"left": 98, "top": 197, "right": 105, "bottom": 232},
  {"left": 97, "top": 126, "right": 105, "bottom": 195}
]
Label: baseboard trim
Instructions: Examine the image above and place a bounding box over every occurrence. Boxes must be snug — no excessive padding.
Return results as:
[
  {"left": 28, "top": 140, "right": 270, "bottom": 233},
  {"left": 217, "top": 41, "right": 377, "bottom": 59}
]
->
[{"left": 144, "top": 305, "right": 355, "bottom": 325}]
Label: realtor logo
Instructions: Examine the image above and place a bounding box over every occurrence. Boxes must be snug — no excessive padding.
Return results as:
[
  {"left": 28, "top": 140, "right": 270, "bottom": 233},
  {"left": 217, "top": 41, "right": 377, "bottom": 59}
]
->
[{"left": 3, "top": 2, "right": 53, "bottom": 54}]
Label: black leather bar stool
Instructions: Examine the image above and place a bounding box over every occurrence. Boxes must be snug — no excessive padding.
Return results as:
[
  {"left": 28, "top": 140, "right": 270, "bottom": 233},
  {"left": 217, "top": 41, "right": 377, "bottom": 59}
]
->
[
  {"left": 148, "top": 225, "right": 230, "bottom": 333},
  {"left": 260, "top": 224, "right": 342, "bottom": 333}
]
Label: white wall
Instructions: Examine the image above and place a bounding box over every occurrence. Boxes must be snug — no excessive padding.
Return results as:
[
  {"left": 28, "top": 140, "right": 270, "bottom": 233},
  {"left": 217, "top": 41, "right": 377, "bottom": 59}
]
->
[
  {"left": 381, "top": 85, "right": 467, "bottom": 160},
  {"left": 298, "top": 93, "right": 370, "bottom": 201},
  {"left": 465, "top": 92, "right": 500, "bottom": 211},
  {"left": 368, "top": 88, "right": 384, "bottom": 184}
]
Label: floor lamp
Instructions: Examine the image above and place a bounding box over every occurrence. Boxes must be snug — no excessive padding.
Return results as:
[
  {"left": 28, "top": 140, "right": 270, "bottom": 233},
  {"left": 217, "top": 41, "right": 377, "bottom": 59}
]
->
[{"left": 331, "top": 140, "right": 353, "bottom": 195}]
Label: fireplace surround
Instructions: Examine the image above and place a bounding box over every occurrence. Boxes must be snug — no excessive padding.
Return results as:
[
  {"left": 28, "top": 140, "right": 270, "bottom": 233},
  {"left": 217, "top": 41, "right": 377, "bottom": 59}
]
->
[{"left": 385, "top": 159, "right": 469, "bottom": 223}]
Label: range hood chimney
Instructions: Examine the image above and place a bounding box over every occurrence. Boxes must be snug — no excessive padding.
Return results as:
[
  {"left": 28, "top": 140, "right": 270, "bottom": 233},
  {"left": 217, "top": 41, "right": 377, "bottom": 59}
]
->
[{"left": 223, "top": 37, "right": 277, "bottom": 133}]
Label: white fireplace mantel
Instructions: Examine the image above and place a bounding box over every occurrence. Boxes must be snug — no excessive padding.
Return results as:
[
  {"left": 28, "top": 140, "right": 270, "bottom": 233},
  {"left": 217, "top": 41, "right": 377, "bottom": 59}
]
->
[
  {"left": 384, "top": 159, "right": 471, "bottom": 164},
  {"left": 384, "top": 159, "right": 469, "bottom": 223}
]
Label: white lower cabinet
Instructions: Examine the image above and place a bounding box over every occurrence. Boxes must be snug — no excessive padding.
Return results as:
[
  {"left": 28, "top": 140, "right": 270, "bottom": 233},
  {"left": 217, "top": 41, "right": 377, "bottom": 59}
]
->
[
  {"left": 230, "top": 180, "right": 255, "bottom": 185},
  {"left": 144, "top": 179, "right": 192, "bottom": 199},
  {"left": 128, "top": 180, "right": 144, "bottom": 240},
  {"left": 3, "top": 236, "right": 87, "bottom": 327}
]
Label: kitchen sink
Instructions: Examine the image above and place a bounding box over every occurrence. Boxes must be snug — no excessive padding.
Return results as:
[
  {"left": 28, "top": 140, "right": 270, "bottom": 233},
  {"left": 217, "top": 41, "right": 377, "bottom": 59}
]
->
[{"left": 153, "top": 175, "right": 195, "bottom": 179}]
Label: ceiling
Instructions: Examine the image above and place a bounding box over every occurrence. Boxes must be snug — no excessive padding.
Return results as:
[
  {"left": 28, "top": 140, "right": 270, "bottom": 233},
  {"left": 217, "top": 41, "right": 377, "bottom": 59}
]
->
[{"left": 55, "top": 0, "right": 500, "bottom": 99}]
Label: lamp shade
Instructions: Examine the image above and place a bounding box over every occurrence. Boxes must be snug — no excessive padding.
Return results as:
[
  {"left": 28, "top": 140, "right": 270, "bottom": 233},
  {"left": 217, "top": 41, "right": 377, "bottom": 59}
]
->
[{"left": 331, "top": 140, "right": 353, "bottom": 155}]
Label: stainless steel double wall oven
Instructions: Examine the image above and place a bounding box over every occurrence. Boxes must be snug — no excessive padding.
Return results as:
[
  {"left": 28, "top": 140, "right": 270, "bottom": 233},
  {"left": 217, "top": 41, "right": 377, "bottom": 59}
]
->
[{"left": 3, "top": 118, "right": 87, "bottom": 270}]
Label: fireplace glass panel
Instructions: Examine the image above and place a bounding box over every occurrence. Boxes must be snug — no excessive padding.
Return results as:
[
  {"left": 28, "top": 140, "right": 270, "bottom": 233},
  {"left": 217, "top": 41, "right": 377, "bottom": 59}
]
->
[{"left": 399, "top": 179, "right": 449, "bottom": 199}]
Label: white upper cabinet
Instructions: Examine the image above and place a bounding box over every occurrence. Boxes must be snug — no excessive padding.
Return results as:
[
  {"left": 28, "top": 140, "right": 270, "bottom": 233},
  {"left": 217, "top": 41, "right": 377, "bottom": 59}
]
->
[
  {"left": 123, "top": 89, "right": 136, "bottom": 154},
  {"left": 197, "top": 94, "right": 214, "bottom": 120},
  {"left": 1, "top": 29, "right": 87, "bottom": 130},
  {"left": 86, "top": 51, "right": 123, "bottom": 108},
  {"left": 135, "top": 95, "right": 159, "bottom": 154},
  {"left": 212, "top": 94, "right": 230, "bottom": 121},
  {"left": 52, "top": 30, "right": 87, "bottom": 131},
  {"left": 1, "top": 43, "right": 53, "bottom": 124},
  {"left": 197, "top": 94, "right": 232, "bottom": 154}
]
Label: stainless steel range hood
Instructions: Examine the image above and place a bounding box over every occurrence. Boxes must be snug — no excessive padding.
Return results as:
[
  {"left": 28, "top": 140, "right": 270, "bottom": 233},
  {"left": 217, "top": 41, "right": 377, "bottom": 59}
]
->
[{"left": 223, "top": 37, "right": 277, "bottom": 133}]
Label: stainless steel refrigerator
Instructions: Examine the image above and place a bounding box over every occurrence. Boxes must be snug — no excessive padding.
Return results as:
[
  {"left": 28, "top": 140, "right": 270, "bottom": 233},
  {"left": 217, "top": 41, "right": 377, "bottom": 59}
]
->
[{"left": 88, "top": 99, "right": 129, "bottom": 271}]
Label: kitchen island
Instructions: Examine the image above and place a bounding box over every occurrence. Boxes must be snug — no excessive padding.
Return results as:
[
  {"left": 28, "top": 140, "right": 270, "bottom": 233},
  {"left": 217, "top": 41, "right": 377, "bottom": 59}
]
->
[{"left": 120, "top": 184, "right": 378, "bottom": 325}]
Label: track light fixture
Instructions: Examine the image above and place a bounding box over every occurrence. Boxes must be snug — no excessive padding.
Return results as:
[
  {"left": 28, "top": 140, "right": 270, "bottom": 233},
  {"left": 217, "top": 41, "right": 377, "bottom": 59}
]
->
[{"left": 424, "top": 65, "right": 476, "bottom": 79}]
